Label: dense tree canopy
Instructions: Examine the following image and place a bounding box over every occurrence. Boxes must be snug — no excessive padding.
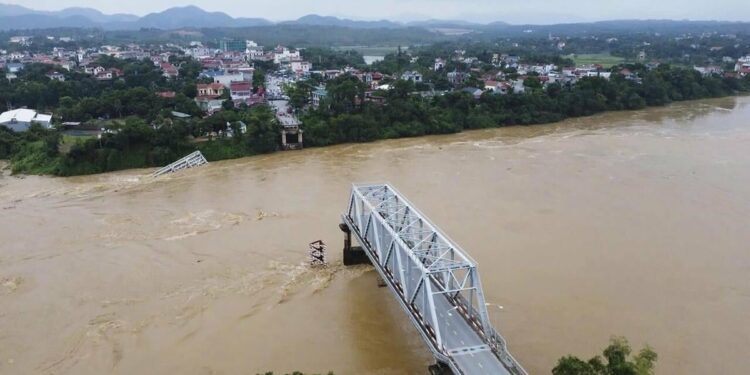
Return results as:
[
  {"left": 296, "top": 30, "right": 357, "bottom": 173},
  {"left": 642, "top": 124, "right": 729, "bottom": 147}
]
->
[
  {"left": 298, "top": 64, "right": 750, "bottom": 148},
  {"left": 553, "top": 337, "right": 657, "bottom": 375},
  {"left": 0, "top": 59, "right": 202, "bottom": 121}
]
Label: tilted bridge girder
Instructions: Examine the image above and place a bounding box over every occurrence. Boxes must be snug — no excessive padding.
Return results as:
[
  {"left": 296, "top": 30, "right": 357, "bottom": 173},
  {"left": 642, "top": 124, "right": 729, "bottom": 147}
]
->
[{"left": 342, "top": 183, "right": 527, "bottom": 375}]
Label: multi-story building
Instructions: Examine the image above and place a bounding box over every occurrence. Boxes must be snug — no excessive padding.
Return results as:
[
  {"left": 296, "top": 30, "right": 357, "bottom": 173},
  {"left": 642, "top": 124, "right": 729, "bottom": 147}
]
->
[{"left": 219, "top": 39, "right": 246, "bottom": 52}]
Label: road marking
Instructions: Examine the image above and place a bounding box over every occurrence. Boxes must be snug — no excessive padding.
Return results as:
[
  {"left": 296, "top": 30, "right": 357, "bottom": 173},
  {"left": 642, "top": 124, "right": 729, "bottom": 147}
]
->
[{"left": 478, "top": 363, "right": 484, "bottom": 369}]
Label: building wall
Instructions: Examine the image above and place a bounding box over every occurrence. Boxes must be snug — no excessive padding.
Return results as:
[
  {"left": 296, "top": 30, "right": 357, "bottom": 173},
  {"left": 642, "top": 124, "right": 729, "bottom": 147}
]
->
[{"left": 0, "top": 121, "right": 31, "bottom": 132}]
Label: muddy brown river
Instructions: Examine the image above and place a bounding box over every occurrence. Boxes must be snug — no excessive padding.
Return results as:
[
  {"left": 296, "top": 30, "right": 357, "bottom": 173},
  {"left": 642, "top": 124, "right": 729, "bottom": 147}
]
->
[{"left": 1, "top": 97, "right": 749, "bottom": 375}]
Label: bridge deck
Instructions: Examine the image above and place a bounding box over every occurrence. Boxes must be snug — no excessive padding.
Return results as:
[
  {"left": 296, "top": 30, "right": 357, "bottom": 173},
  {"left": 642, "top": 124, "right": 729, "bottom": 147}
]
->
[{"left": 342, "top": 183, "right": 526, "bottom": 375}]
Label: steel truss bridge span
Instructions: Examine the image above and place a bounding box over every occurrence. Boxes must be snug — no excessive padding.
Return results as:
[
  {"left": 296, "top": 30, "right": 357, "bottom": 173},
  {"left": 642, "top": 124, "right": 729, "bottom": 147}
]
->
[{"left": 341, "top": 183, "right": 527, "bottom": 375}]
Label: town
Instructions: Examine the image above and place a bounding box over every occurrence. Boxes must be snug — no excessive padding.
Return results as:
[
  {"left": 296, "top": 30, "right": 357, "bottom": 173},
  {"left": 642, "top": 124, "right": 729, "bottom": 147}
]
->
[{"left": 1, "top": 27, "right": 750, "bottom": 175}]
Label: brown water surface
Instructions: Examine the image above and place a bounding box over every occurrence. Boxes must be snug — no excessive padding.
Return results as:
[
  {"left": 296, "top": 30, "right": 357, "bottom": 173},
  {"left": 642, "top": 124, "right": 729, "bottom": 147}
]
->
[{"left": 1, "top": 97, "right": 749, "bottom": 374}]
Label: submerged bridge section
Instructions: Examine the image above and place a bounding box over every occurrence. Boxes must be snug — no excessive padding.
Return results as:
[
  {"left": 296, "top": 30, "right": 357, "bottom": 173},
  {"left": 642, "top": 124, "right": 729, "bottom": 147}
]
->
[
  {"left": 152, "top": 151, "right": 208, "bottom": 177},
  {"left": 341, "top": 183, "right": 526, "bottom": 375}
]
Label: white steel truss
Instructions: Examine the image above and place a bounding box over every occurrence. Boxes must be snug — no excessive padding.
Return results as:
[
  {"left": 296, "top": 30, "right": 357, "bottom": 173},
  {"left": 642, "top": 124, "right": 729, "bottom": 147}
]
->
[{"left": 343, "top": 183, "right": 526, "bottom": 375}]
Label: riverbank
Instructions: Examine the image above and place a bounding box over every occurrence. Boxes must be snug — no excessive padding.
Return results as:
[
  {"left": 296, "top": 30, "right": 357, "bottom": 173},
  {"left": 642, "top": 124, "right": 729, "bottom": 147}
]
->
[{"left": 4, "top": 68, "right": 750, "bottom": 177}]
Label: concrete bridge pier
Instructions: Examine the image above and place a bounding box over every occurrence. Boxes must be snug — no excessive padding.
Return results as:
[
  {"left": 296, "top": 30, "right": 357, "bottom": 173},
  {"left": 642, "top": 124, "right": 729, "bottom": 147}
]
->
[{"left": 339, "top": 223, "right": 371, "bottom": 266}]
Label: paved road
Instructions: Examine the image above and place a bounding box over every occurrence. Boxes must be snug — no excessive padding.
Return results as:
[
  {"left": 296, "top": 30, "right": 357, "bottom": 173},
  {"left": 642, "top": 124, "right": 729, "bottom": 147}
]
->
[
  {"left": 401, "top": 264, "right": 512, "bottom": 374},
  {"left": 431, "top": 289, "right": 510, "bottom": 375},
  {"left": 346, "top": 214, "right": 514, "bottom": 375}
]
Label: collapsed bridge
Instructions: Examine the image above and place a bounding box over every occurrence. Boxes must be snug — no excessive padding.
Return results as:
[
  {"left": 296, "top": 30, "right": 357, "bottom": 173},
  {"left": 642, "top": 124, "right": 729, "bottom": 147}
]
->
[{"left": 340, "top": 183, "right": 527, "bottom": 375}]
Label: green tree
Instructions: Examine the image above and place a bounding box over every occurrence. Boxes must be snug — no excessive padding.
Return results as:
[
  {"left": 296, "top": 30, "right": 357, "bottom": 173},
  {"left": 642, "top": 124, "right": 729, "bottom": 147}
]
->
[{"left": 552, "top": 337, "right": 657, "bottom": 375}]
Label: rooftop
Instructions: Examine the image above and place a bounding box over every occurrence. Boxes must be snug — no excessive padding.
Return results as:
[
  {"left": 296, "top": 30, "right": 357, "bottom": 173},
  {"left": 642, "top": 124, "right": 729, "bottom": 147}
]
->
[{"left": 0, "top": 109, "right": 52, "bottom": 125}]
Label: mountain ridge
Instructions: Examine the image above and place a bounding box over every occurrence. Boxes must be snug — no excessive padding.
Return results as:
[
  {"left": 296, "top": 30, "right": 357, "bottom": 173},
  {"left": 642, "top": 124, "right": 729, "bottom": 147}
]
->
[{"left": 0, "top": 3, "right": 748, "bottom": 32}]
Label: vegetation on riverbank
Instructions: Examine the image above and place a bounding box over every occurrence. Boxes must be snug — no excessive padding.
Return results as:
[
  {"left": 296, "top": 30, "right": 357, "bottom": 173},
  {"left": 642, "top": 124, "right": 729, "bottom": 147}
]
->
[
  {"left": 1, "top": 105, "right": 278, "bottom": 176},
  {"left": 553, "top": 337, "right": 657, "bottom": 375},
  {"left": 295, "top": 63, "right": 750, "bottom": 147}
]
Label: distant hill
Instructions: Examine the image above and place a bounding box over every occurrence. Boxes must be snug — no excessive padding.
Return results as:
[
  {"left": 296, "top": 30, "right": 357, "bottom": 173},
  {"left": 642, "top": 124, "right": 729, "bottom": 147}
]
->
[
  {"left": 133, "top": 6, "right": 271, "bottom": 29},
  {"left": 0, "top": 3, "right": 749, "bottom": 36},
  {"left": 0, "top": 14, "right": 99, "bottom": 30},
  {"left": 0, "top": 3, "right": 138, "bottom": 26},
  {"left": 489, "top": 19, "right": 750, "bottom": 36},
  {"left": 0, "top": 3, "right": 271, "bottom": 30},
  {"left": 282, "top": 14, "right": 402, "bottom": 29},
  {"left": 55, "top": 7, "right": 138, "bottom": 23},
  {"left": 407, "top": 19, "right": 487, "bottom": 28},
  {"left": 0, "top": 3, "right": 37, "bottom": 17}
]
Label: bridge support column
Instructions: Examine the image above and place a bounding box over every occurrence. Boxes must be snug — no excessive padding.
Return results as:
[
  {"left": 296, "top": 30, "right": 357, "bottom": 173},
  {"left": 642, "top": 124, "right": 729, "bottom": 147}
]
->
[
  {"left": 339, "top": 223, "right": 371, "bottom": 266},
  {"left": 428, "top": 362, "right": 452, "bottom": 375}
]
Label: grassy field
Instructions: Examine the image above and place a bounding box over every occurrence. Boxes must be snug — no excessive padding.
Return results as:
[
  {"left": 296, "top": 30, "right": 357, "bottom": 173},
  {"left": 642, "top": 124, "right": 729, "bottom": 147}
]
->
[{"left": 567, "top": 53, "right": 626, "bottom": 68}]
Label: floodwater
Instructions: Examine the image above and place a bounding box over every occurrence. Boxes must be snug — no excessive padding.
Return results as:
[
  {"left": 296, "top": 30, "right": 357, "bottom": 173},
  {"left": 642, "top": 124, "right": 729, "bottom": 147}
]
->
[{"left": 1, "top": 97, "right": 749, "bottom": 375}]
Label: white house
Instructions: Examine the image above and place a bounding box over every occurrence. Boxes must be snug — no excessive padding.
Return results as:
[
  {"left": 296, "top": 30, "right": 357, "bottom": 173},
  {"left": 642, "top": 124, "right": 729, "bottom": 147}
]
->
[
  {"left": 735, "top": 56, "right": 750, "bottom": 74},
  {"left": 273, "top": 48, "right": 301, "bottom": 64},
  {"left": 9, "top": 36, "right": 32, "bottom": 45},
  {"left": 434, "top": 58, "right": 445, "bottom": 71},
  {"left": 401, "top": 71, "right": 423, "bottom": 83},
  {"left": 211, "top": 72, "right": 249, "bottom": 88},
  {"left": 0, "top": 109, "right": 53, "bottom": 132}
]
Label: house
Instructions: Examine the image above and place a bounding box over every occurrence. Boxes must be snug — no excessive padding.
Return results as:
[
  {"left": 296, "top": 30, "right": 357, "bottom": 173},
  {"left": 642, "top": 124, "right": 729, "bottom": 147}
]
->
[
  {"left": 195, "top": 97, "right": 225, "bottom": 114},
  {"left": 290, "top": 60, "right": 312, "bottom": 75},
  {"left": 735, "top": 56, "right": 750, "bottom": 76},
  {"left": 0, "top": 109, "right": 53, "bottom": 132},
  {"left": 273, "top": 47, "right": 301, "bottom": 64},
  {"left": 46, "top": 71, "right": 65, "bottom": 82},
  {"left": 160, "top": 63, "right": 179, "bottom": 79},
  {"left": 693, "top": 66, "right": 723, "bottom": 77},
  {"left": 484, "top": 80, "right": 501, "bottom": 92},
  {"left": 6, "top": 63, "right": 24, "bottom": 74},
  {"left": 213, "top": 72, "right": 249, "bottom": 88},
  {"left": 311, "top": 86, "right": 328, "bottom": 108},
  {"left": 196, "top": 83, "right": 226, "bottom": 113},
  {"left": 447, "top": 71, "right": 468, "bottom": 85},
  {"left": 197, "top": 83, "right": 225, "bottom": 98},
  {"left": 461, "top": 87, "right": 483, "bottom": 100},
  {"left": 401, "top": 71, "right": 423, "bottom": 83},
  {"left": 496, "top": 82, "right": 513, "bottom": 95},
  {"left": 364, "top": 91, "right": 386, "bottom": 105},
  {"left": 434, "top": 58, "right": 445, "bottom": 71},
  {"left": 9, "top": 36, "right": 32, "bottom": 46},
  {"left": 84, "top": 65, "right": 105, "bottom": 75},
  {"left": 584, "top": 71, "right": 612, "bottom": 80},
  {"left": 95, "top": 68, "right": 123, "bottom": 81},
  {"left": 157, "top": 91, "right": 176, "bottom": 98},
  {"left": 230, "top": 81, "right": 253, "bottom": 100}
]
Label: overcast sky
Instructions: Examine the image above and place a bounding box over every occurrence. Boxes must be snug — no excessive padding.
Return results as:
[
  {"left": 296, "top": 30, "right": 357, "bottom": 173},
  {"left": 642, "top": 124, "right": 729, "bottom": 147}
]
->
[{"left": 6, "top": 0, "right": 750, "bottom": 24}]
